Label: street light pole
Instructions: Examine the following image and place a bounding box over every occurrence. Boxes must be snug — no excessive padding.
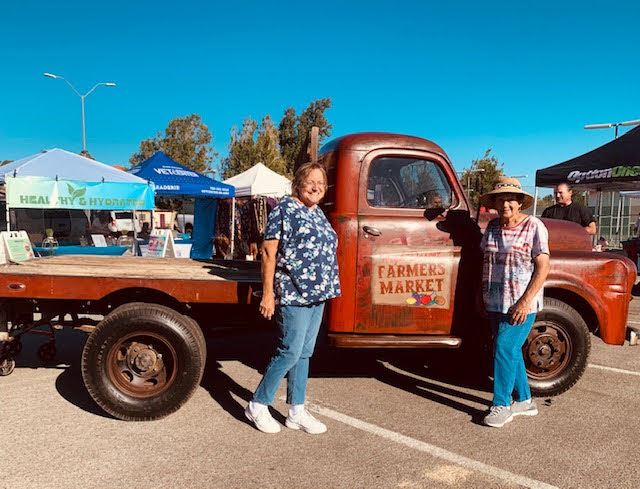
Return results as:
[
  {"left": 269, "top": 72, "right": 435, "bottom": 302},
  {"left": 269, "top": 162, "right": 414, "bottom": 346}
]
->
[
  {"left": 584, "top": 119, "right": 640, "bottom": 139},
  {"left": 43, "top": 73, "right": 116, "bottom": 154}
]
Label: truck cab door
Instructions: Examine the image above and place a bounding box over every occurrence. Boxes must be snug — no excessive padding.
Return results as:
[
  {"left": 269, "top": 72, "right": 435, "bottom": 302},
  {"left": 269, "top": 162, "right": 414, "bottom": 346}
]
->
[{"left": 355, "top": 151, "right": 462, "bottom": 335}]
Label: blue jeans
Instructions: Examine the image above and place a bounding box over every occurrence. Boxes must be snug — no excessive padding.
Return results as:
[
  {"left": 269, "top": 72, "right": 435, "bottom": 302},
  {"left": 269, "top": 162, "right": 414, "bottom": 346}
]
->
[
  {"left": 490, "top": 312, "right": 536, "bottom": 407},
  {"left": 253, "top": 302, "right": 325, "bottom": 406}
]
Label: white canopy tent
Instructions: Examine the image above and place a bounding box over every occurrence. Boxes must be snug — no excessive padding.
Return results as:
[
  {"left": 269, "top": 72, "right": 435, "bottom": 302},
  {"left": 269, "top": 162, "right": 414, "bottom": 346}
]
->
[
  {"left": 222, "top": 162, "right": 291, "bottom": 197},
  {"left": 0, "top": 149, "right": 145, "bottom": 184},
  {"left": 1, "top": 149, "right": 152, "bottom": 236},
  {"left": 222, "top": 163, "right": 291, "bottom": 257}
]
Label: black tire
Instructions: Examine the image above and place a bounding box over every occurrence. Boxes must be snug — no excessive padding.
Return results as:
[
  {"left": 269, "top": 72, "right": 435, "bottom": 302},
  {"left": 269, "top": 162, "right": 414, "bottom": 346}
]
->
[
  {"left": 82, "top": 302, "right": 205, "bottom": 421},
  {"left": 182, "top": 314, "right": 207, "bottom": 366},
  {"left": 0, "top": 357, "right": 15, "bottom": 376},
  {"left": 524, "top": 298, "right": 591, "bottom": 397}
]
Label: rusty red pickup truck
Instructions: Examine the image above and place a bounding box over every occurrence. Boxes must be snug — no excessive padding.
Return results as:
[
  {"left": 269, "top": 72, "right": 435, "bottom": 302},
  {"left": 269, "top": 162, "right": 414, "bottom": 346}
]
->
[{"left": 0, "top": 132, "right": 635, "bottom": 421}]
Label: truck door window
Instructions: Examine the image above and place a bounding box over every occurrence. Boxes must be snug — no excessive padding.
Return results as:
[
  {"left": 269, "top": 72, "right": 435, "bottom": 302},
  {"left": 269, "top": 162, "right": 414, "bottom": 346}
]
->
[{"left": 367, "top": 157, "right": 452, "bottom": 209}]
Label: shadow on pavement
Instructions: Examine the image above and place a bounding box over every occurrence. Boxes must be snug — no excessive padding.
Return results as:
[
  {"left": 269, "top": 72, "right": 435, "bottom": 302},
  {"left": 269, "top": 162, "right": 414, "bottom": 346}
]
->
[
  {"left": 10, "top": 324, "right": 494, "bottom": 423},
  {"left": 205, "top": 328, "right": 493, "bottom": 423},
  {"left": 314, "top": 347, "right": 493, "bottom": 424},
  {"left": 10, "top": 326, "right": 110, "bottom": 418},
  {"left": 373, "top": 352, "right": 492, "bottom": 424},
  {"left": 200, "top": 329, "right": 290, "bottom": 426},
  {"left": 55, "top": 365, "right": 113, "bottom": 419},
  {"left": 200, "top": 359, "right": 255, "bottom": 423}
]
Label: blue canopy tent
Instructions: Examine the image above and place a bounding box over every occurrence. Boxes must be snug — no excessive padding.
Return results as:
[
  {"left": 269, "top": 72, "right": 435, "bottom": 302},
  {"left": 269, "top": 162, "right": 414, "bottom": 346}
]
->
[{"left": 129, "top": 152, "right": 235, "bottom": 258}]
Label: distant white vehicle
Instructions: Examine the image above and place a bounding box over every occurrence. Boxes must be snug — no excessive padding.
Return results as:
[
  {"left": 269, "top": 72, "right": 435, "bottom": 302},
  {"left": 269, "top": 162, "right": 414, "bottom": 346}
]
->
[
  {"left": 91, "top": 210, "right": 142, "bottom": 234},
  {"left": 176, "top": 214, "right": 194, "bottom": 237},
  {"left": 110, "top": 211, "right": 143, "bottom": 234}
]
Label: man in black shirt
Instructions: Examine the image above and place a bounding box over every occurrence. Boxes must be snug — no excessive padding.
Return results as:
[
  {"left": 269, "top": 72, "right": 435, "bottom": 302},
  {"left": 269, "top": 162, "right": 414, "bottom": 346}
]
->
[{"left": 542, "top": 183, "right": 596, "bottom": 235}]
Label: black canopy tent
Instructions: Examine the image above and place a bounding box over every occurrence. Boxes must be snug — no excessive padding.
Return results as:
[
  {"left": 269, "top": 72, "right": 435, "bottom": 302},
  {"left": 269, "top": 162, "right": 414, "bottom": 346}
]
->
[
  {"left": 535, "top": 124, "right": 640, "bottom": 191},
  {"left": 535, "top": 124, "right": 640, "bottom": 244}
]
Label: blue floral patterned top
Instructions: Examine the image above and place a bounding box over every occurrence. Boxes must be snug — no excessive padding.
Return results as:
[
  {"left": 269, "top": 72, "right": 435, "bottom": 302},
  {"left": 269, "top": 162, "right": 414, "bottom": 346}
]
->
[{"left": 264, "top": 196, "right": 341, "bottom": 306}]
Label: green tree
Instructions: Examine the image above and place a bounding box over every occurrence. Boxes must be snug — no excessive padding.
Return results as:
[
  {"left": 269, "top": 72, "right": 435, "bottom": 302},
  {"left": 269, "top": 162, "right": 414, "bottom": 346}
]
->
[
  {"left": 460, "top": 149, "right": 505, "bottom": 209},
  {"left": 130, "top": 114, "right": 217, "bottom": 174},
  {"left": 221, "top": 115, "right": 288, "bottom": 179},
  {"left": 571, "top": 189, "right": 587, "bottom": 206},
  {"left": 255, "top": 115, "right": 288, "bottom": 175},
  {"left": 278, "top": 98, "right": 332, "bottom": 174},
  {"left": 221, "top": 116, "right": 259, "bottom": 179},
  {"left": 278, "top": 107, "right": 298, "bottom": 167},
  {"left": 537, "top": 193, "right": 554, "bottom": 208},
  {"left": 536, "top": 194, "right": 555, "bottom": 215}
]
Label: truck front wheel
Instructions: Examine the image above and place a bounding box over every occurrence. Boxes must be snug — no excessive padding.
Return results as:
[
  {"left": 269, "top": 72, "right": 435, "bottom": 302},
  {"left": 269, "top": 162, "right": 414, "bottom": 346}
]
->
[
  {"left": 82, "top": 303, "right": 206, "bottom": 421},
  {"left": 524, "top": 298, "right": 591, "bottom": 397}
]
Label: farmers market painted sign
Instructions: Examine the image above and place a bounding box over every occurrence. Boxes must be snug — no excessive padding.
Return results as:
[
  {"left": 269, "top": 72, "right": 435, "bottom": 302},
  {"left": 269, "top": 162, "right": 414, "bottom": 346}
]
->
[
  {"left": 371, "top": 246, "right": 453, "bottom": 309},
  {"left": 5, "top": 176, "right": 155, "bottom": 210}
]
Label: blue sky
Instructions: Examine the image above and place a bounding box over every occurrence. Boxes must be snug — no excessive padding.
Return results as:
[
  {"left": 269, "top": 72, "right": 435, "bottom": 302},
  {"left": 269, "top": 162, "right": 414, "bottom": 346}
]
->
[{"left": 1, "top": 1, "right": 639, "bottom": 195}]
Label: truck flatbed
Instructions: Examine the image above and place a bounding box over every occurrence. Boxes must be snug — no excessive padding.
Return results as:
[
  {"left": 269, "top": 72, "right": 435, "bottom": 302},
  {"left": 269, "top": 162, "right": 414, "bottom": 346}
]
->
[{"left": 0, "top": 256, "right": 262, "bottom": 303}]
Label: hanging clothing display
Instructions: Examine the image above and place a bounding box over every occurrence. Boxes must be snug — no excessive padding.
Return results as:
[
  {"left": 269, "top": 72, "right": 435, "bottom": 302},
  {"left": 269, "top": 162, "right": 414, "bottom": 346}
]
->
[{"left": 214, "top": 196, "right": 281, "bottom": 259}]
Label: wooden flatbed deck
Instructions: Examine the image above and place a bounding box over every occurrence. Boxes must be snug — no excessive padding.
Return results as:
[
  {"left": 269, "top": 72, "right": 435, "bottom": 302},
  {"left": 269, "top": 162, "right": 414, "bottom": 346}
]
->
[
  {"left": 0, "top": 256, "right": 262, "bottom": 281},
  {"left": 0, "top": 256, "right": 262, "bottom": 303}
]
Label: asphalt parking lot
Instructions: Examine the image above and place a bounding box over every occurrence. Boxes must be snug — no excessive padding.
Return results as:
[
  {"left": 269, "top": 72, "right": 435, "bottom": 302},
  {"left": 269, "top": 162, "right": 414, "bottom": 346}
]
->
[{"left": 2, "top": 301, "right": 640, "bottom": 489}]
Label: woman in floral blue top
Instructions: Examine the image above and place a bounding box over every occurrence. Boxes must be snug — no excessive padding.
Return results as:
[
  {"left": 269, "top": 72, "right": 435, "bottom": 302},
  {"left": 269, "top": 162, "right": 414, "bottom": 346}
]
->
[{"left": 244, "top": 162, "right": 341, "bottom": 435}]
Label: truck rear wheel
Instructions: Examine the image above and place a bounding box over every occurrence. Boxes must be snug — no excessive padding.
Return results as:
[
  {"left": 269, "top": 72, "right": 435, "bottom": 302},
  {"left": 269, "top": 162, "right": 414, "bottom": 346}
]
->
[
  {"left": 524, "top": 298, "right": 591, "bottom": 397},
  {"left": 82, "top": 303, "right": 205, "bottom": 421},
  {"left": 182, "top": 314, "right": 207, "bottom": 366}
]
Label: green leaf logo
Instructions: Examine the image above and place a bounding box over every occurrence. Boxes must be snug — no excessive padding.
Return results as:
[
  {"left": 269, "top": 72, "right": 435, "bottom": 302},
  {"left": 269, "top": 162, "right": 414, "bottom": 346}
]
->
[{"left": 65, "top": 183, "right": 86, "bottom": 204}]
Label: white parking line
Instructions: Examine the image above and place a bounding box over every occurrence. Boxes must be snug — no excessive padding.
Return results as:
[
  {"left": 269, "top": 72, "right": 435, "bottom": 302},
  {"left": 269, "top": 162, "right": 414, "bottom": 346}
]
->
[
  {"left": 588, "top": 364, "right": 640, "bottom": 377},
  {"left": 306, "top": 402, "right": 559, "bottom": 489}
]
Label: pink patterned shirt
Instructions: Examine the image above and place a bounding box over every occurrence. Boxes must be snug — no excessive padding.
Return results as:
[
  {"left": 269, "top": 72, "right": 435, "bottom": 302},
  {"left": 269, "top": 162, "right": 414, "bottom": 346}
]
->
[{"left": 480, "top": 216, "right": 549, "bottom": 314}]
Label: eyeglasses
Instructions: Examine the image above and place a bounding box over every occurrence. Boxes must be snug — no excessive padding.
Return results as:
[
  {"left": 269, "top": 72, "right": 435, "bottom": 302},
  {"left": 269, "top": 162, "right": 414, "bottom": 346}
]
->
[{"left": 302, "top": 180, "right": 326, "bottom": 188}]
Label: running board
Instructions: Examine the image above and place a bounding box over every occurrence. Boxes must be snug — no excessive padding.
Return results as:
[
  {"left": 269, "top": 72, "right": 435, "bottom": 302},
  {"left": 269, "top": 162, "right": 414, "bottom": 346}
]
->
[{"left": 328, "top": 334, "right": 462, "bottom": 349}]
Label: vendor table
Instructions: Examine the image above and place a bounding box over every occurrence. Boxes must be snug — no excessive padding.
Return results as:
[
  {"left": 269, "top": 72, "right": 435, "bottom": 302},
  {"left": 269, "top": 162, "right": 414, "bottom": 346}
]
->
[{"left": 33, "top": 245, "right": 129, "bottom": 257}]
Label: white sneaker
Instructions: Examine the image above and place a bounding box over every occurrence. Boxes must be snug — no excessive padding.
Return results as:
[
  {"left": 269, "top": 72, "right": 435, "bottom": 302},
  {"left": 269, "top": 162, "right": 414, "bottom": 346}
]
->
[
  {"left": 510, "top": 399, "right": 538, "bottom": 417},
  {"left": 244, "top": 404, "right": 281, "bottom": 434},
  {"left": 483, "top": 405, "right": 513, "bottom": 428},
  {"left": 285, "top": 409, "right": 327, "bottom": 434}
]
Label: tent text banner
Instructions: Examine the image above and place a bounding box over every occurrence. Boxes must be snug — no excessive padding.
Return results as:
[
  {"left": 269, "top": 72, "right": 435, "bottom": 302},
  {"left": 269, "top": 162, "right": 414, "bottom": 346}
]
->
[{"left": 6, "top": 176, "right": 155, "bottom": 210}]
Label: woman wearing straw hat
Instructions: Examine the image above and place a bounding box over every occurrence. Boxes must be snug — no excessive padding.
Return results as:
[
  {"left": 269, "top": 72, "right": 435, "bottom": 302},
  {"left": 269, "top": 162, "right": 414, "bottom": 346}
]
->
[{"left": 479, "top": 177, "right": 550, "bottom": 428}]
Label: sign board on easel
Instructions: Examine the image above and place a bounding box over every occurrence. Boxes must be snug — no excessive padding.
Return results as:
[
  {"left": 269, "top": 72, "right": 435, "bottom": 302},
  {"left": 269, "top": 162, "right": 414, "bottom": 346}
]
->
[
  {"left": 0, "top": 231, "right": 35, "bottom": 262},
  {"left": 144, "top": 229, "right": 175, "bottom": 258},
  {"left": 0, "top": 233, "right": 7, "bottom": 265},
  {"left": 91, "top": 234, "right": 108, "bottom": 247}
]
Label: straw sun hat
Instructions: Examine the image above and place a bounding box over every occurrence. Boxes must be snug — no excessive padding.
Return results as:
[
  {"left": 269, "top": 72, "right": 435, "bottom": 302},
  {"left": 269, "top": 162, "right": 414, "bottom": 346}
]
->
[{"left": 479, "top": 177, "right": 534, "bottom": 210}]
